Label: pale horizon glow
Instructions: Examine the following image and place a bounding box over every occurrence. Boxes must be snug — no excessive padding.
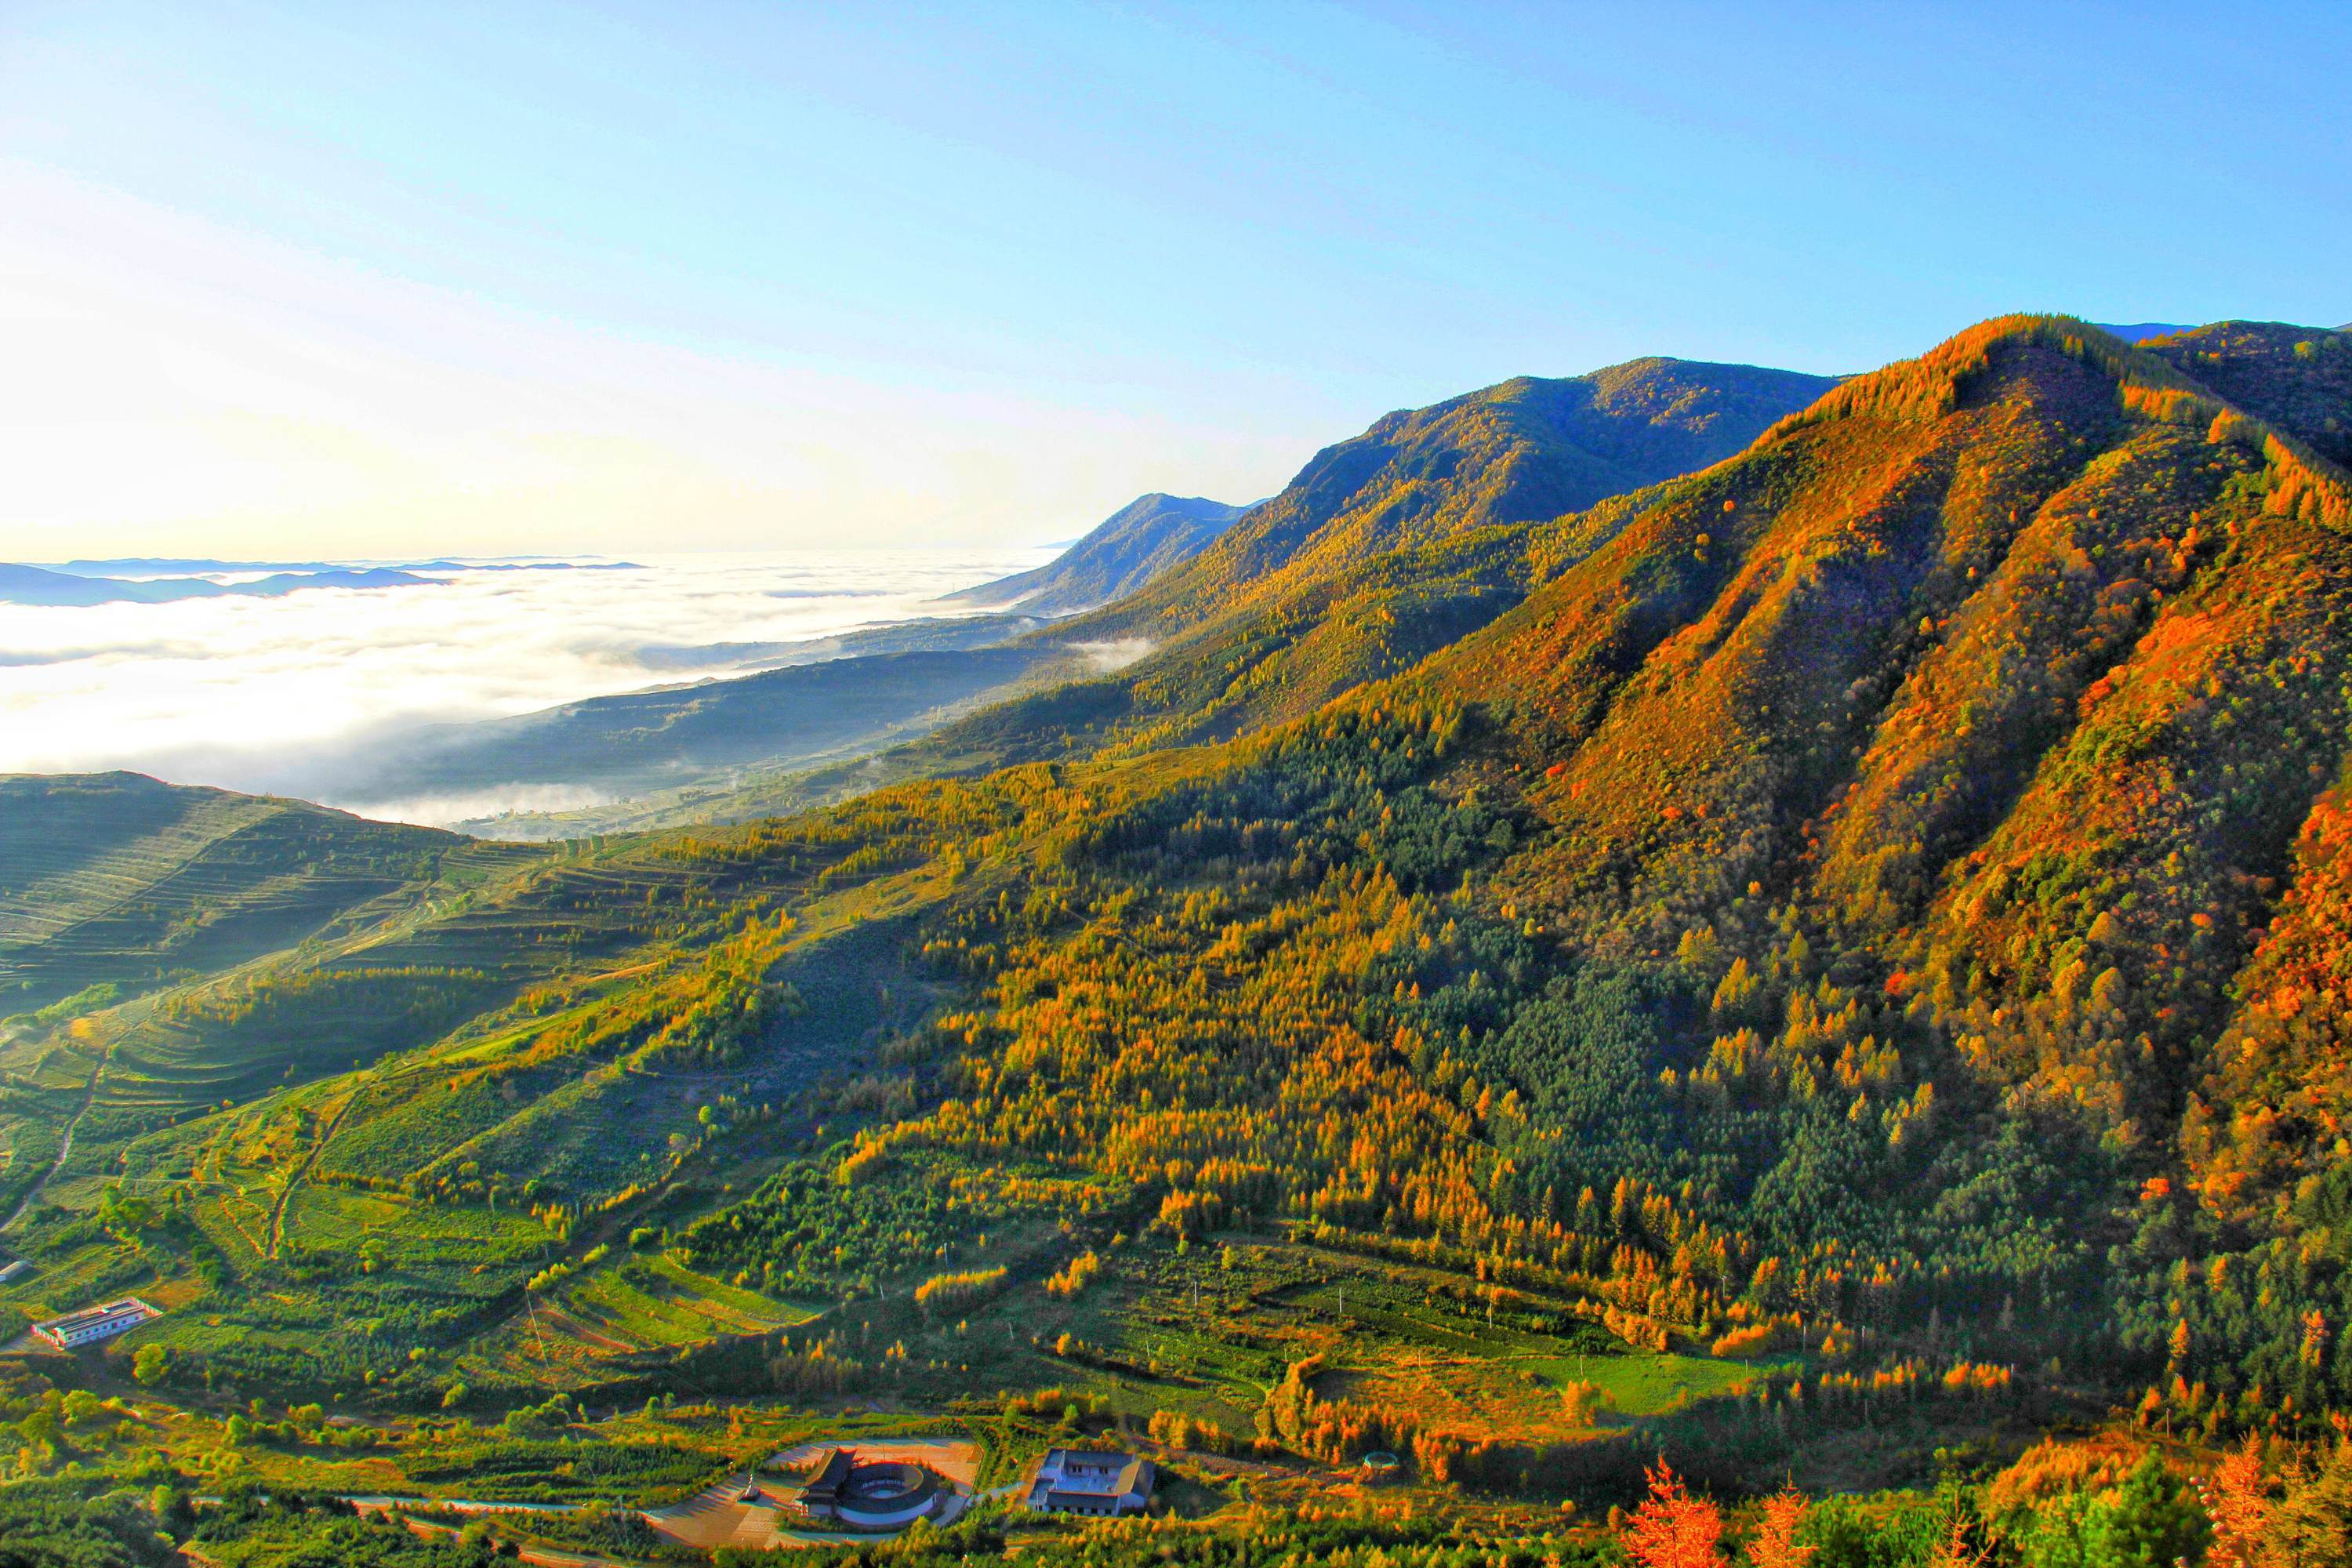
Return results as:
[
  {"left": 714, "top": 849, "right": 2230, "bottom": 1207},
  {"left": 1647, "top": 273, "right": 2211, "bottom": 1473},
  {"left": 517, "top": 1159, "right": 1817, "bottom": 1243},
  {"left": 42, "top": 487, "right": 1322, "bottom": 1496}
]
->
[
  {"left": 2, "top": 2, "right": 2348, "bottom": 560},
  {"left": 0, "top": 165, "right": 1305, "bottom": 559}
]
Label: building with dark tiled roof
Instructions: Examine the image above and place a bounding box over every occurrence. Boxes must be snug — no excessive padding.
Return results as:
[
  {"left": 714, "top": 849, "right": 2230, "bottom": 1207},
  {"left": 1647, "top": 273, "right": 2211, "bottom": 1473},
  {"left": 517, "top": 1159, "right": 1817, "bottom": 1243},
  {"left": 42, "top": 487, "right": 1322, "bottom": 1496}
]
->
[
  {"left": 791, "top": 1447, "right": 944, "bottom": 1529},
  {"left": 794, "top": 1447, "right": 855, "bottom": 1515}
]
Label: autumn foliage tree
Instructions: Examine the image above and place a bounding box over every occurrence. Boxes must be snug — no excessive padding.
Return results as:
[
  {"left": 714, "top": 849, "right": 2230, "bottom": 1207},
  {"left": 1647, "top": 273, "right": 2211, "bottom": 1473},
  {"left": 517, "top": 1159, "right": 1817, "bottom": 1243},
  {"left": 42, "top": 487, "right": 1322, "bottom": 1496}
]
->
[
  {"left": 2201, "top": 1436, "right": 2274, "bottom": 1568},
  {"left": 1744, "top": 1490, "right": 1814, "bottom": 1568},
  {"left": 1621, "top": 1460, "right": 1725, "bottom": 1568}
]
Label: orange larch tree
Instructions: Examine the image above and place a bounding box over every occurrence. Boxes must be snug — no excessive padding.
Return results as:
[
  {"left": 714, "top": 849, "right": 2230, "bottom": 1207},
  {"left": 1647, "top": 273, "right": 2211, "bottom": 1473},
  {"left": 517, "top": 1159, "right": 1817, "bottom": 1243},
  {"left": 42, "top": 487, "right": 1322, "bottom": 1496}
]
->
[
  {"left": 1744, "top": 1489, "right": 1814, "bottom": 1568},
  {"left": 1622, "top": 1458, "right": 1726, "bottom": 1568}
]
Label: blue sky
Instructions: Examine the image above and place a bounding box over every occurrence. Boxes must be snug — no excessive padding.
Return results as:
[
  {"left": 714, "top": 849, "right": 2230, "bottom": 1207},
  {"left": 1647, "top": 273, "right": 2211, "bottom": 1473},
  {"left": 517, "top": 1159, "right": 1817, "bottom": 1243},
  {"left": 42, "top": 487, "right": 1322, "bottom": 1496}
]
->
[{"left": 3, "top": 2, "right": 2347, "bottom": 556}]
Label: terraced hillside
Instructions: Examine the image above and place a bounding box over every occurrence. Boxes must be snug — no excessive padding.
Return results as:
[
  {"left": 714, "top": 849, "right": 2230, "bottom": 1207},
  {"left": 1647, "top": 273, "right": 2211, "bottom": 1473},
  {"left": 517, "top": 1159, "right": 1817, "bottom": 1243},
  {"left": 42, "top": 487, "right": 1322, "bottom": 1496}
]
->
[
  {"left": 0, "top": 773, "right": 496, "bottom": 1008},
  {"left": 0, "top": 775, "right": 983, "bottom": 1393}
]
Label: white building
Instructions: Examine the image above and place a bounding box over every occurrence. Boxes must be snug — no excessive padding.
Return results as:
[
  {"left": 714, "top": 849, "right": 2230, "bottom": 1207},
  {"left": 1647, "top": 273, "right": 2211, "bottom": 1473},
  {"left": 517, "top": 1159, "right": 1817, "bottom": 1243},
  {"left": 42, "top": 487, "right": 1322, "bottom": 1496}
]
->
[
  {"left": 1026, "top": 1449, "right": 1155, "bottom": 1517},
  {"left": 31, "top": 1298, "right": 159, "bottom": 1350}
]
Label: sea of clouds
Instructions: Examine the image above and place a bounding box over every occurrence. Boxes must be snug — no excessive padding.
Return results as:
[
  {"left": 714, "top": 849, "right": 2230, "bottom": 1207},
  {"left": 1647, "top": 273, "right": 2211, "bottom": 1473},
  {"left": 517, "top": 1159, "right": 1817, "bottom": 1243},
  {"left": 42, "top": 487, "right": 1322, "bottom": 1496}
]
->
[{"left": 0, "top": 546, "right": 1056, "bottom": 820}]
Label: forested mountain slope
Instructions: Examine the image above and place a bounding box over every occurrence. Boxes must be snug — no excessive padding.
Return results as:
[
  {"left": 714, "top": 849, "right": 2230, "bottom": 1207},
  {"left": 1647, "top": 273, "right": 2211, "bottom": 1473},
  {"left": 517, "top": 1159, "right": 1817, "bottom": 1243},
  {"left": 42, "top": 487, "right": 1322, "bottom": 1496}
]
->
[
  {"left": 2145, "top": 319, "right": 2352, "bottom": 466},
  {"left": 717, "top": 317, "right": 2352, "bottom": 1427},
  {"left": 1087, "top": 357, "right": 1845, "bottom": 640},
  {"left": 11, "top": 318, "right": 2352, "bottom": 1502},
  {"left": 1385, "top": 316, "right": 2352, "bottom": 1397},
  {"left": 939, "top": 492, "right": 1247, "bottom": 613}
]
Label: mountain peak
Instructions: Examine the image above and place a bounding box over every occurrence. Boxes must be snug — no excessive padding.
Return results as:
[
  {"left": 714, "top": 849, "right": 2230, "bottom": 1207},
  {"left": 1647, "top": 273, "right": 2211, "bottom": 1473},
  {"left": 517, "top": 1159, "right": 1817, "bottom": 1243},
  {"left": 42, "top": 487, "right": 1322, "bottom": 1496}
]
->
[{"left": 938, "top": 492, "right": 1247, "bottom": 614}]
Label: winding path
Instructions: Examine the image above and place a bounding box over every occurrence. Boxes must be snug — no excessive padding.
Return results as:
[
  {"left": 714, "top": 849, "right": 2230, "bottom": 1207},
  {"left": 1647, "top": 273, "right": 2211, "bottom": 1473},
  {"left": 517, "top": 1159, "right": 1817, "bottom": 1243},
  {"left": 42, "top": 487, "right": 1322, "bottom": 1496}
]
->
[
  {"left": 267, "top": 1076, "right": 369, "bottom": 1258},
  {"left": 1, "top": 1049, "right": 104, "bottom": 1235}
]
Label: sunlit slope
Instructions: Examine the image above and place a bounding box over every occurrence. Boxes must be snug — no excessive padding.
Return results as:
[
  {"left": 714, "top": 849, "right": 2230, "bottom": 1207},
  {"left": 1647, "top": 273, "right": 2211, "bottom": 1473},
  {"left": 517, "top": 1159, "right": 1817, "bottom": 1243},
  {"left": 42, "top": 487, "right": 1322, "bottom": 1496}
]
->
[
  {"left": 1403, "top": 318, "right": 2352, "bottom": 1232},
  {"left": 1060, "top": 358, "right": 1841, "bottom": 728},
  {"left": 775, "top": 358, "right": 1844, "bottom": 786},
  {"left": 1415, "top": 319, "right": 2349, "bottom": 1034},
  {"left": 1107, "top": 357, "right": 1843, "bottom": 634}
]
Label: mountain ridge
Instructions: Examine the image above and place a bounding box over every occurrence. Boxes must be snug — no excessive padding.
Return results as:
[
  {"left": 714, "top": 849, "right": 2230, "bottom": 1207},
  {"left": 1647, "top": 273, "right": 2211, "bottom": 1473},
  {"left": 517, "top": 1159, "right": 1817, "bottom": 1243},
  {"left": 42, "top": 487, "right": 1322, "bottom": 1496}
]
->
[
  {"left": 909, "top": 355, "right": 1849, "bottom": 768},
  {"left": 1075, "top": 355, "right": 1846, "bottom": 643},
  {"left": 939, "top": 492, "right": 1247, "bottom": 614},
  {"left": 466, "top": 354, "right": 1844, "bottom": 835}
]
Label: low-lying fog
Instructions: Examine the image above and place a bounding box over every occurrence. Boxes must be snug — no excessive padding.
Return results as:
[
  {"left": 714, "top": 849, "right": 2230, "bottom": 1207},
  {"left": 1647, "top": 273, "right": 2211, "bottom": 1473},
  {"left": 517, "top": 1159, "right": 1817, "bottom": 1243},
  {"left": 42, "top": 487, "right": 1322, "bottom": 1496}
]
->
[{"left": 0, "top": 547, "right": 1055, "bottom": 818}]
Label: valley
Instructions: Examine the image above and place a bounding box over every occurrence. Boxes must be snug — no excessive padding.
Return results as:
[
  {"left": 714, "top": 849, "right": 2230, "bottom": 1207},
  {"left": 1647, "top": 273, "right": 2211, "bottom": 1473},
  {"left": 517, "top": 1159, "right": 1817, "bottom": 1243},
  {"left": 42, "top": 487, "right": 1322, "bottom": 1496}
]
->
[{"left": 8, "top": 316, "right": 2352, "bottom": 1566}]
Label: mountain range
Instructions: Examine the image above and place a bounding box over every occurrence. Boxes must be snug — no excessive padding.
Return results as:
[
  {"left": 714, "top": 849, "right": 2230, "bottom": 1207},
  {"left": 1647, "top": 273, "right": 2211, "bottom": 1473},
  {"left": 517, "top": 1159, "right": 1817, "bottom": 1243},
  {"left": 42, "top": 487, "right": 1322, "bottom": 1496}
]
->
[
  {"left": 284, "top": 355, "right": 1839, "bottom": 836},
  {"left": 6, "top": 316, "right": 2352, "bottom": 1521},
  {"left": 0, "top": 563, "right": 438, "bottom": 607}
]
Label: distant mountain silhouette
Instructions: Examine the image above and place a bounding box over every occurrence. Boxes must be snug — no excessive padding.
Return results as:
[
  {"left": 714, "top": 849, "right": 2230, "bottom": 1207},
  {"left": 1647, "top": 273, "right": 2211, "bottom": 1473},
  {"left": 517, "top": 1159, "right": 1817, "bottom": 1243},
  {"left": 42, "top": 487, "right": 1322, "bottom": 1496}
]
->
[
  {"left": 0, "top": 563, "right": 434, "bottom": 607},
  {"left": 44, "top": 557, "right": 641, "bottom": 575},
  {"left": 263, "top": 642, "right": 1084, "bottom": 823},
  {"left": 2094, "top": 321, "right": 2191, "bottom": 342},
  {"left": 941, "top": 493, "right": 1247, "bottom": 614}
]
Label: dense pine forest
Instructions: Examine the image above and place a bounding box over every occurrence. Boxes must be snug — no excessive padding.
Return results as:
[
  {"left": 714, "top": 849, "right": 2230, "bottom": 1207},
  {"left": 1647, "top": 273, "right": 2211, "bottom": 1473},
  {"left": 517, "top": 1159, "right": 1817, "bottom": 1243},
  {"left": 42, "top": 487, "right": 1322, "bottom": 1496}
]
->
[{"left": 8, "top": 317, "right": 2352, "bottom": 1565}]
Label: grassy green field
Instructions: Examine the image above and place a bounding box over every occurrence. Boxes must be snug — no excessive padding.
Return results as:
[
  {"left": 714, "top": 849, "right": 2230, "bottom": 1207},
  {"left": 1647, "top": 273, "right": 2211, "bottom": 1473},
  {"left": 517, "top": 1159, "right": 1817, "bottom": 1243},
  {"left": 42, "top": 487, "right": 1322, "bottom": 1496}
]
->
[{"left": 880, "top": 1224, "right": 1776, "bottom": 1448}]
